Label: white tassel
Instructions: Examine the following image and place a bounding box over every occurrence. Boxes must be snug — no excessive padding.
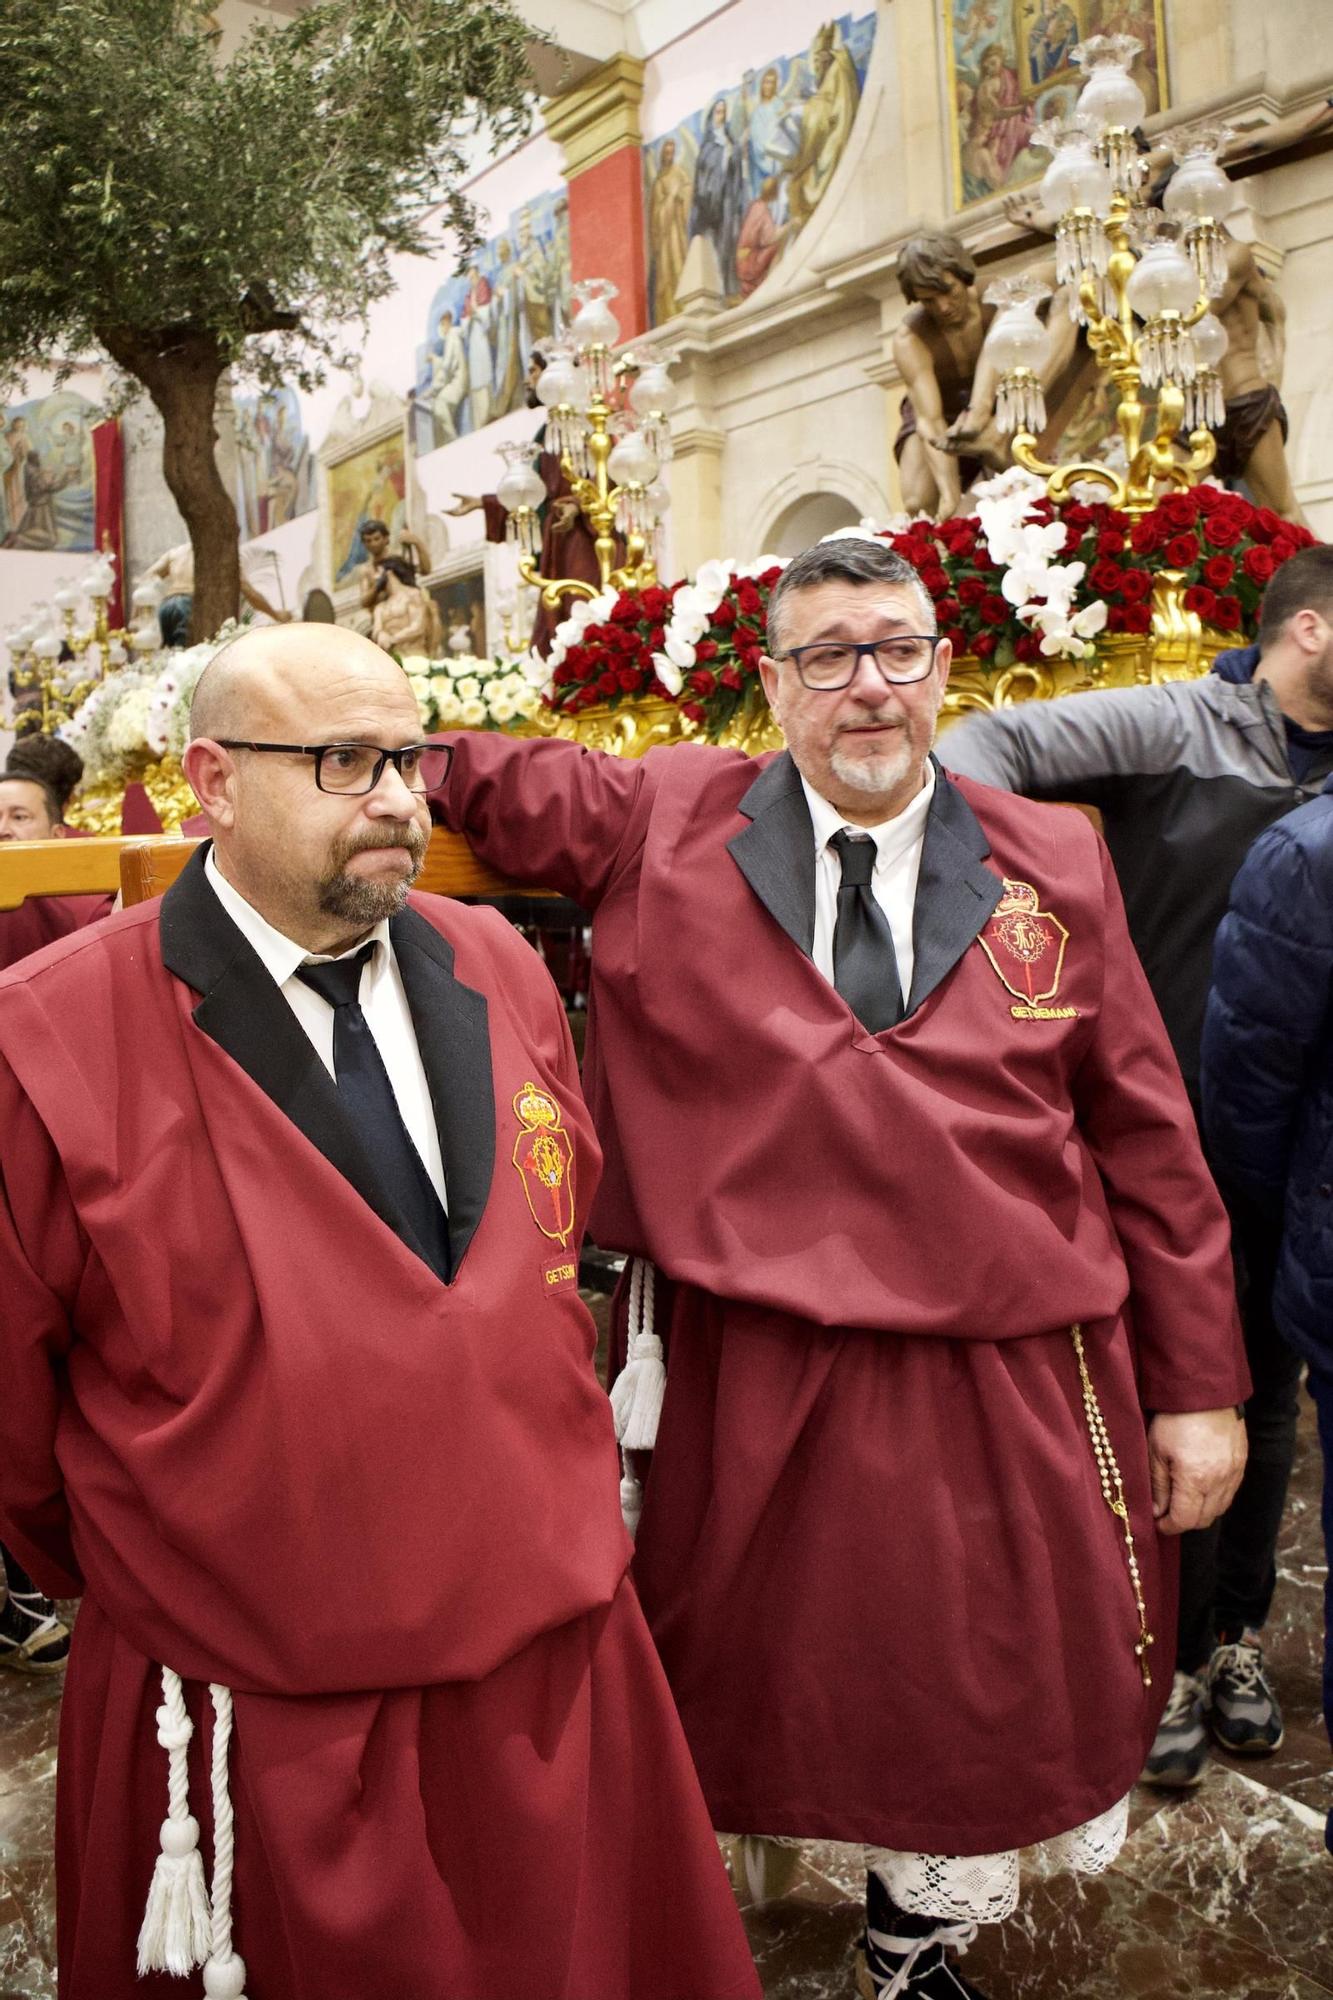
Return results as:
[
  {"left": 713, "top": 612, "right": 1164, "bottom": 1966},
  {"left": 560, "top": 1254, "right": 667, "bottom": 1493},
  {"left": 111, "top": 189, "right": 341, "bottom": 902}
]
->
[
  {"left": 137, "top": 1669, "right": 212, "bottom": 1976},
  {"left": 202, "top": 1683, "right": 249, "bottom": 1999},
  {"left": 609, "top": 1257, "right": 666, "bottom": 1452}
]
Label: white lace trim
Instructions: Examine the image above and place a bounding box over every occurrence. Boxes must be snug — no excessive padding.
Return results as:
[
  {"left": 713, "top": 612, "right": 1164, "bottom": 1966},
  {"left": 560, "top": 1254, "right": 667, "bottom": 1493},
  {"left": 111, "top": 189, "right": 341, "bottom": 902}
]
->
[{"left": 869, "top": 1793, "right": 1130, "bottom": 1923}]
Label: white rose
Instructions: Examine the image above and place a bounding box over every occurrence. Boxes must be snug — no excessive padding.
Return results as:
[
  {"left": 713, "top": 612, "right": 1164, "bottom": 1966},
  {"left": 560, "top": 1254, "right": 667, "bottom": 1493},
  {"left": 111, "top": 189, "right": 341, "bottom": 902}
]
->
[
  {"left": 489, "top": 697, "right": 517, "bottom": 724},
  {"left": 459, "top": 697, "right": 488, "bottom": 728},
  {"left": 455, "top": 676, "right": 481, "bottom": 701},
  {"left": 651, "top": 651, "right": 684, "bottom": 696},
  {"left": 515, "top": 685, "right": 543, "bottom": 717},
  {"left": 433, "top": 689, "right": 463, "bottom": 726}
]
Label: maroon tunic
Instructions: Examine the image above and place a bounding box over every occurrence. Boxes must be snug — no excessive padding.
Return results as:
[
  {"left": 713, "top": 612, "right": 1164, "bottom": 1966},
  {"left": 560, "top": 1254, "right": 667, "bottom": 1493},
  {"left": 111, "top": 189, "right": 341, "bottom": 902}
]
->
[
  {"left": 0, "top": 891, "right": 113, "bottom": 971},
  {"left": 437, "top": 734, "right": 1250, "bottom": 1854},
  {"left": 0, "top": 853, "right": 759, "bottom": 2000}
]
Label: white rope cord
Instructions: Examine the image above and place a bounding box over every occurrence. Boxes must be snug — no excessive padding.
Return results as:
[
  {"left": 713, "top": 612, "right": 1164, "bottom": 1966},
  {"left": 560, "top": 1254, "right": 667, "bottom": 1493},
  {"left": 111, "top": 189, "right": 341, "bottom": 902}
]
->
[
  {"left": 136, "top": 1667, "right": 212, "bottom": 1976},
  {"left": 611, "top": 1258, "right": 663, "bottom": 1535},
  {"left": 202, "top": 1683, "right": 249, "bottom": 1998}
]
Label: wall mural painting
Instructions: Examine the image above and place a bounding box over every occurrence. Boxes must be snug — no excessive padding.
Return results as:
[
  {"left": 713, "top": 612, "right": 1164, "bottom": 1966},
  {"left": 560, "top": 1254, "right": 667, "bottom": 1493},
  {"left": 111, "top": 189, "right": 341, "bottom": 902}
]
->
[
  {"left": 0, "top": 390, "right": 97, "bottom": 551},
  {"left": 944, "top": 0, "right": 1167, "bottom": 207},
  {"left": 412, "top": 188, "right": 572, "bottom": 456},
  {"left": 329, "top": 432, "right": 408, "bottom": 583},
  {"left": 233, "top": 386, "right": 316, "bottom": 542},
  {"left": 642, "top": 12, "right": 877, "bottom": 326}
]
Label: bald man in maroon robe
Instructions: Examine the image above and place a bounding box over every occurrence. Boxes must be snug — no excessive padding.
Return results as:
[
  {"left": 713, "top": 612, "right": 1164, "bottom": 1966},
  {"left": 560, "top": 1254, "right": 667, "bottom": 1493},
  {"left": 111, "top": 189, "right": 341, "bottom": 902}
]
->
[
  {"left": 0, "top": 625, "right": 760, "bottom": 2000},
  {"left": 433, "top": 538, "right": 1250, "bottom": 1999}
]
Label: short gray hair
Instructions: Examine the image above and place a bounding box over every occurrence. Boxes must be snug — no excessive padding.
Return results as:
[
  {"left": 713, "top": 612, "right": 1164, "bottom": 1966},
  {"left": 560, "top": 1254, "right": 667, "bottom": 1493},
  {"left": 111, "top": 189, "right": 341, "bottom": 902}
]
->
[{"left": 765, "top": 539, "right": 936, "bottom": 654}]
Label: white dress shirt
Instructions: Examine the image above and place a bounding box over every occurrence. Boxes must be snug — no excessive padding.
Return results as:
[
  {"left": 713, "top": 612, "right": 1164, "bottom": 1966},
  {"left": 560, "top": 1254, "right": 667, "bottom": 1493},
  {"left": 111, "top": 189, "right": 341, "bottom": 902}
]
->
[
  {"left": 801, "top": 762, "right": 936, "bottom": 1007},
  {"left": 203, "top": 848, "right": 447, "bottom": 1208}
]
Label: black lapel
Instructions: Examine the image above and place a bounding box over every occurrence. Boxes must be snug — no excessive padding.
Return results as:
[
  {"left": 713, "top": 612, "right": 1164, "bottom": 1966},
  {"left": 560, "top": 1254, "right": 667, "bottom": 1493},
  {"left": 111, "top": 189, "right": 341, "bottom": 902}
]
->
[
  {"left": 906, "top": 762, "right": 1004, "bottom": 1015},
  {"left": 726, "top": 751, "right": 817, "bottom": 956},
  {"left": 390, "top": 905, "right": 495, "bottom": 1278},
  {"left": 160, "top": 846, "right": 445, "bottom": 1273}
]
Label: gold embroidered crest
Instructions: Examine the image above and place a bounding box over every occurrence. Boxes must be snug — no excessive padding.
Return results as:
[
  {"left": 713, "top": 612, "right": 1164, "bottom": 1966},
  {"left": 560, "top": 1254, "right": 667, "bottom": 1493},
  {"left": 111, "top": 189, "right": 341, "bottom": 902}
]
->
[
  {"left": 978, "top": 879, "right": 1078, "bottom": 1020},
  {"left": 511, "top": 1081, "right": 576, "bottom": 1246}
]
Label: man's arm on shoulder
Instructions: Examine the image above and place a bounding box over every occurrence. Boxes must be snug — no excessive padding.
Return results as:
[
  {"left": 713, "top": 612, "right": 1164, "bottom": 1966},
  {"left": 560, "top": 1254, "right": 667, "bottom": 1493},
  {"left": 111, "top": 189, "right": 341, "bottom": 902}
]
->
[
  {"left": 1068, "top": 840, "right": 1248, "bottom": 1530},
  {"left": 0, "top": 1057, "right": 82, "bottom": 1595},
  {"left": 435, "top": 732, "right": 648, "bottom": 910},
  {"left": 941, "top": 683, "right": 1181, "bottom": 807},
  {"left": 1072, "top": 838, "right": 1250, "bottom": 1387},
  {"left": 1202, "top": 817, "right": 1333, "bottom": 1209}
]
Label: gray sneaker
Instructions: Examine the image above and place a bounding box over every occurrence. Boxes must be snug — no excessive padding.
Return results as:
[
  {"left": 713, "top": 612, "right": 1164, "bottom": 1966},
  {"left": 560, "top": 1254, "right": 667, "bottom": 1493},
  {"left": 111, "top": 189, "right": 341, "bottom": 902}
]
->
[
  {"left": 1206, "top": 1631, "right": 1284, "bottom": 1756},
  {"left": 1140, "top": 1669, "right": 1208, "bottom": 1788}
]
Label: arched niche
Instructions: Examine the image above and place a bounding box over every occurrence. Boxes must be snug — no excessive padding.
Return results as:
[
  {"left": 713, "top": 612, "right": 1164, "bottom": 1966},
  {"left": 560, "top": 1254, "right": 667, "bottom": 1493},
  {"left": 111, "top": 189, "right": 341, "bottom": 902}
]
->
[{"left": 765, "top": 491, "right": 862, "bottom": 557}]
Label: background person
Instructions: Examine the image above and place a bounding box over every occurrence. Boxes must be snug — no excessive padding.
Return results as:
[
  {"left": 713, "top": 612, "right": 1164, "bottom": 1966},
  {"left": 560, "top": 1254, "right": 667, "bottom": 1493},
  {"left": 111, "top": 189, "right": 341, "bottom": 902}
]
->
[{"left": 1202, "top": 781, "right": 1333, "bottom": 1858}]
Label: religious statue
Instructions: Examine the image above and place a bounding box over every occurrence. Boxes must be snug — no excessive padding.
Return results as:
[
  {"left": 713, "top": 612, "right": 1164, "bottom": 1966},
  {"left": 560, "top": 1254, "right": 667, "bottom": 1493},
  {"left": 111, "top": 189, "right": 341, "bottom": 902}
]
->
[
  {"left": 890, "top": 233, "right": 1005, "bottom": 519},
  {"left": 357, "top": 520, "right": 442, "bottom": 657}
]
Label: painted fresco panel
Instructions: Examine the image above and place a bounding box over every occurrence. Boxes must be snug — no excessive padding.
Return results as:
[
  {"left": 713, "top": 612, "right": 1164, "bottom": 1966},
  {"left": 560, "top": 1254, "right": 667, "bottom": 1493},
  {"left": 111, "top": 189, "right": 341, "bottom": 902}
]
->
[
  {"left": 943, "top": 0, "right": 1168, "bottom": 207},
  {"left": 233, "top": 386, "right": 316, "bottom": 541},
  {"left": 642, "top": 12, "right": 877, "bottom": 325},
  {"left": 327, "top": 431, "right": 407, "bottom": 583},
  {"left": 0, "top": 391, "right": 97, "bottom": 551},
  {"left": 412, "top": 189, "right": 571, "bottom": 456}
]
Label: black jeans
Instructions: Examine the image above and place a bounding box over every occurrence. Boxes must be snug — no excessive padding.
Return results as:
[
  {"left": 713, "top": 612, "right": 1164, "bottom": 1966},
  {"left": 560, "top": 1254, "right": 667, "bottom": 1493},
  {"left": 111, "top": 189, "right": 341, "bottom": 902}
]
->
[{"left": 1175, "top": 1190, "right": 1305, "bottom": 1671}]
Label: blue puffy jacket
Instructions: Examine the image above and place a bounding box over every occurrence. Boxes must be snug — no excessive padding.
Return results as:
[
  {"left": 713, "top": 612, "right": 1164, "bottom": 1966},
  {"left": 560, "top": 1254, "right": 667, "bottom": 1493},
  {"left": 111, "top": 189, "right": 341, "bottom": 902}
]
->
[{"left": 1201, "top": 783, "right": 1333, "bottom": 1367}]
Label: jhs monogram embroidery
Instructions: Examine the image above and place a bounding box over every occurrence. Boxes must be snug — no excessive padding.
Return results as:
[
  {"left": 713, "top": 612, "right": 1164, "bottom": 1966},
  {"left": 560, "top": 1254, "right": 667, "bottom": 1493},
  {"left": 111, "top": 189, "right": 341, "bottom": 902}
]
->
[
  {"left": 978, "top": 879, "right": 1079, "bottom": 1020},
  {"left": 511, "top": 1081, "right": 577, "bottom": 1246}
]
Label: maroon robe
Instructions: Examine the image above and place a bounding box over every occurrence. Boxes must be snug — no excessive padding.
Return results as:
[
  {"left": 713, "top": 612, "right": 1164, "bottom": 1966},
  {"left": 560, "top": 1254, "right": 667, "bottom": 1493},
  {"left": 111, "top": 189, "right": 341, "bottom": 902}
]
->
[
  {"left": 436, "top": 735, "right": 1250, "bottom": 1854},
  {"left": 0, "top": 891, "right": 113, "bottom": 972},
  {"left": 0, "top": 849, "right": 760, "bottom": 2000}
]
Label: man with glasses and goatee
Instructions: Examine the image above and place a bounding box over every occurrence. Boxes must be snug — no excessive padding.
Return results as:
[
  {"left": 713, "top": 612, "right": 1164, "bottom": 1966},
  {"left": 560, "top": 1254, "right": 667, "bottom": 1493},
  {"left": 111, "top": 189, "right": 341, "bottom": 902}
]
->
[
  {"left": 0, "top": 623, "right": 760, "bottom": 2000},
  {"left": 435, "top": 536, "right": 1249, "bottom": 1999}
]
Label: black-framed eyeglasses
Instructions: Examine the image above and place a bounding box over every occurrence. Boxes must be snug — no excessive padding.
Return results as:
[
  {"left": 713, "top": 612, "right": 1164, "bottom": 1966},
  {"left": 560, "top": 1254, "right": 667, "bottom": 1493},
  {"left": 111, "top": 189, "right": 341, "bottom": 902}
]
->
[
  {"left": 214, "top": 740, "right": 453, "bottom": 796},
  {"left": 774, "top": 636, "right": 942, "bottom": 691}
]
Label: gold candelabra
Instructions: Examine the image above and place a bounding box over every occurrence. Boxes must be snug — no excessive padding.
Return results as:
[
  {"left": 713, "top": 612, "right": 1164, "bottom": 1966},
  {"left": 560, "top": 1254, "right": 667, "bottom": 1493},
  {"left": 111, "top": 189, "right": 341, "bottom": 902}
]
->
[
  {"left": 984, "top": 38, "right": 1233, "bottom": 518},
  {"left": 6, "top": 549, "right": 131, "bottom": 734},
  {"left": 497, "top": 281, "right": 673, "bottom": 609}
]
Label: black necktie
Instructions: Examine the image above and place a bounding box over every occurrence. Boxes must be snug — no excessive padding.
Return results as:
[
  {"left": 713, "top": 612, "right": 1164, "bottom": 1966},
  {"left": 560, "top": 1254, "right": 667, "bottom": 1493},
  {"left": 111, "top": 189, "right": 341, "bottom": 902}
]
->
[
  {"left": 830, "top": 829, "right": 904, "bottom": 1033},
  {"left": 295, "top": 944, "right": 452, "bottom": 1281}
]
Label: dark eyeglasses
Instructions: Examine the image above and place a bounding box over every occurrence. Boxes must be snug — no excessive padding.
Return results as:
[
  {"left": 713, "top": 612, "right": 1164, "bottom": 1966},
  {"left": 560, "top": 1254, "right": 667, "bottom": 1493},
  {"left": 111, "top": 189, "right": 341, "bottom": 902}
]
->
[
  {"left": 214, "top": 740, "right": 452, "bottom": 796},
  {"left": 774, "top": 636, "right": 942, "bottom": 690}
]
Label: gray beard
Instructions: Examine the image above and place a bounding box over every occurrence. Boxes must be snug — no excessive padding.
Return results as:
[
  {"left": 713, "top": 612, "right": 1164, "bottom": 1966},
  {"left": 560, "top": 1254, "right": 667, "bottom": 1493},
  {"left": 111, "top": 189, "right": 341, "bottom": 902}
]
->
[{"left": 317, "top": 871, "right": 416, "bottom": 925}]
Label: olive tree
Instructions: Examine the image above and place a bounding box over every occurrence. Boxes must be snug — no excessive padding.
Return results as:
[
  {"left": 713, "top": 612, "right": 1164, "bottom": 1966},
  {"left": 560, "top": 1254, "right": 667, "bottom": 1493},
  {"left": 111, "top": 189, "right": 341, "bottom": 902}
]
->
[{"left": 0, "top": 0, "right": 536, "bottom": 636}]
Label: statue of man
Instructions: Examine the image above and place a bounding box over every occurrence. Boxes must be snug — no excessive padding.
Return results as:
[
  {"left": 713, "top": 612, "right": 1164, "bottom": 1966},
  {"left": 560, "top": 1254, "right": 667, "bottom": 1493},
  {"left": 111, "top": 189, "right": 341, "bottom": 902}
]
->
[
  {"left": 1208, "top": 234, "right": 1306, "bottom": 525},
  {"left": 890, "top": 232, "right": 1003, "bottom": 518}
]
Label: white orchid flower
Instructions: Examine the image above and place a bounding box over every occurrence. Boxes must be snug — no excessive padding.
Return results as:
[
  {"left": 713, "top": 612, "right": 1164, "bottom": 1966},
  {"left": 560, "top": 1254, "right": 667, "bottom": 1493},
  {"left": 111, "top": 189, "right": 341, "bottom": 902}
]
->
[
  {"left": 1071, "top": 600, "right": 1109, "bottom": 639},
  {"left": 521, "top": 650, "right": 550, "bottom": 688},
  {"left": 651, "top": 651, "right": 685, "bottom": 695},
  {"left": 694, "top": 558, "right": 735, "bottom": 601},
  {"left": 663, "top": 630, "right": 698, "bottom": 670}
]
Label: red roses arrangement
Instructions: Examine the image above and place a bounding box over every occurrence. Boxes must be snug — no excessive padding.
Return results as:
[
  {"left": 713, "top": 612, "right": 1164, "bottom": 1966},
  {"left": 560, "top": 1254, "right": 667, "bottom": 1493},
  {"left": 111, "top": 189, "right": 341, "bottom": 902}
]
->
[{"left": 542, "top": 488, "right": 1314, "bottom": 739}]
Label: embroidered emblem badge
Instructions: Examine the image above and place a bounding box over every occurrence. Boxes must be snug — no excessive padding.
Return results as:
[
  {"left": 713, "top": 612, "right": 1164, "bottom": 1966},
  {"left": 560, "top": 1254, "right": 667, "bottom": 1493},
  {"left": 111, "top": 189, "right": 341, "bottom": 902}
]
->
[
  {"left": 512, "top": 1081, "right": 576, "bottom": 1246},
  {"left": 978, "top": 879, "right": 1079, "bottom": 1020}
]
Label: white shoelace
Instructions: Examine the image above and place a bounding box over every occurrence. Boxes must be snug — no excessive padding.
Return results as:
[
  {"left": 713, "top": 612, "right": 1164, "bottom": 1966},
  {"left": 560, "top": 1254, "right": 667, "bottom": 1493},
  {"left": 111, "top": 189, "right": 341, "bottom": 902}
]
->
[{"left": 865, "top": 1918, "right": 979, "bottom": 1998}]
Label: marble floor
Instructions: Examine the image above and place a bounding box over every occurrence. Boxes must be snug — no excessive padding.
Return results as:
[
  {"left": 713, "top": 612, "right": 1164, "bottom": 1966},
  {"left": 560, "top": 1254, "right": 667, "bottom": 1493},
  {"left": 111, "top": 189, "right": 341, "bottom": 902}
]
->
[{"left": 1, "top": 1393, "right": 1329, "bottom": 2000}]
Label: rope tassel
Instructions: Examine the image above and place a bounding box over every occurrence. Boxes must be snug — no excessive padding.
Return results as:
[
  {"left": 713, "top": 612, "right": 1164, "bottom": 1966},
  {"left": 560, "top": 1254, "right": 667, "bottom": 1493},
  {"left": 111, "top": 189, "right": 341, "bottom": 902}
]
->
[
  {"left": 136, "top": 1669, "right": 212, "bottom": 1976},
  {"left": 609, "top": 1258, "right": 665, "bottom": 1452}
]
